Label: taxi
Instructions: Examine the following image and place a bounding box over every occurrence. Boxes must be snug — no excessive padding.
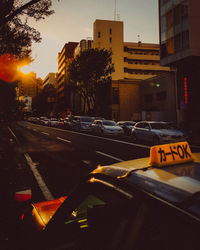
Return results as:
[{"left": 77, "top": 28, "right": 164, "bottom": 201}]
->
[{"left": 17, "top": 141, "right": 200, "bottom": 250}]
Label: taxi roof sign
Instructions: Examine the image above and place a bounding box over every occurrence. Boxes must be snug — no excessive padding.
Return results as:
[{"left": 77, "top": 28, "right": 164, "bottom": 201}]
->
[{"left": 149, "top": 141, "right": 194, "bottom": 167}]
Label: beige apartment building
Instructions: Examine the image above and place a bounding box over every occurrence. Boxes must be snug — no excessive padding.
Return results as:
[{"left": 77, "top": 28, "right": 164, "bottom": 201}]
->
[
  {"left": 92, "top": 19, "right": 170, "bottom": 81},
  {"left": 92, "top": 19, "right": 170, "bottom": 120}
]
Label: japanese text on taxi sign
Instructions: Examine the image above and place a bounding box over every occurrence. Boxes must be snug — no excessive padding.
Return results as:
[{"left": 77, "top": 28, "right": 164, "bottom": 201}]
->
[{"left": 149, "top": 141, "right": 194, "bottom": 167}]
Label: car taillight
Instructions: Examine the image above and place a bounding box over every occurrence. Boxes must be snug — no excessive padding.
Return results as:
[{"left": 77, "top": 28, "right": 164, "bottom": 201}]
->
[{"left": 21, "top": 213, "right": 24, "bottom": 221}]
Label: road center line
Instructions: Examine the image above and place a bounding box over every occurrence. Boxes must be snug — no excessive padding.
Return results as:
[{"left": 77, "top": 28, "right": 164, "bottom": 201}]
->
[
  {"left": 48, "top": 126, "right": 150, "bottom": 149},
  {"left": 24, "top": 153, "right": 54, "bottom": 201},
  {"left": 96, "top": 151, "right": 124, "bottom": 162},
  {"left": 41, "top": 132, "right": 49, "bottom": 136},
  {"left": 56, "top": 137, "right": 72, "bottom": 143}
]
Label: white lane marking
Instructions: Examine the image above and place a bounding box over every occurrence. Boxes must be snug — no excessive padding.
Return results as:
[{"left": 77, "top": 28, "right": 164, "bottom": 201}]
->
[
  {"left": 41, "top": 132, "right": 49, "bottom": 136},
  {"left": 47, "top": 126, "right": 150, "bottom": 149},
  {"left": 8, "top": 127, "right": 20, "bottom": 145},
  {"left": 96, "top": 151, "right": 124, "bottom": 162},
  {"left": 24, "top": 153, "right": 54, "bottom": 201},
  {"left": 56, "top": 137, "right": 72, "bottom": 143}
]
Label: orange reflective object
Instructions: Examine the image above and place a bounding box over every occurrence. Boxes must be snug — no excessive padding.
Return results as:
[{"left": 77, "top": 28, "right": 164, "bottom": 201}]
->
[{"left": 0, "top": 53, "right": 19, "bottom": 82}]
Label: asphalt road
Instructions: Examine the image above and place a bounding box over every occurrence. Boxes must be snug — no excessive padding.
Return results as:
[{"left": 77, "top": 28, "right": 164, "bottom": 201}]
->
[{"left": 9, "top": 121, "right": 150, "bottom": 203}]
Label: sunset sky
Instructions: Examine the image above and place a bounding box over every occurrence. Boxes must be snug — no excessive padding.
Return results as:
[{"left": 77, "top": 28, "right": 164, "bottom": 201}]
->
[{"left": 27, "top": 0, "right": 159, "bottom": 79}]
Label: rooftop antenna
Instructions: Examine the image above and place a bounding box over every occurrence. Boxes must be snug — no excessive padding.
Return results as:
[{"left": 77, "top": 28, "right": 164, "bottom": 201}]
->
[
  {"left": 137, "top": 34, "right": 142, "bottom": 46},
  {"left": 114, "top": 0, "right": 117, "bottom": 21}
]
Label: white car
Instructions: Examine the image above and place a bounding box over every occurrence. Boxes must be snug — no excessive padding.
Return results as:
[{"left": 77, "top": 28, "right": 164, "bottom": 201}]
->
[
  {"left": 131, "top": 121, "right": 188, "bottom": 145},
  {"left": 48, "top": 118, "right": 58, "bottom": 127},
  {"left": 91, "top": 120, "right": 124, "bottom": 136}
]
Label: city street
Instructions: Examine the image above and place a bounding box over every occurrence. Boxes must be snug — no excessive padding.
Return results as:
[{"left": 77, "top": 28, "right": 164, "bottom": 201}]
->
[{"left": 10, "top": 121, "right": 150, "bottom": 202}]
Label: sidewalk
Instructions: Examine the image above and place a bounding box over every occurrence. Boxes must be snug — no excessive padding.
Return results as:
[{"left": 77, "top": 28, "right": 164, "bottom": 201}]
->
[
  {"left": 0, "top": 122, "right": 18, "bottom": 246},
  {"left": 0, "top": 122, "right": 31, "bottom": 249}
]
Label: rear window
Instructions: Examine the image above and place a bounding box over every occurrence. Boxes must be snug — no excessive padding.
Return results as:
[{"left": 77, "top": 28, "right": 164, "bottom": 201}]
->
[
  {"left": 102, "top": 121, "right": 116, "bottom": 126},
  {"left": 80, "top": 117, "right": 94, "bottom": 122}
]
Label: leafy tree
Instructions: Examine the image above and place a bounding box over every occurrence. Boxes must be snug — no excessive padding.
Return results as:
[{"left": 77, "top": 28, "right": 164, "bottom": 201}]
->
[
  {"left": 0, "top": 79, "right": 17, "bottom": 119},
  {"left": 67, "top": 48, "right": 114, "bottom": 116},
  {"left": 0, "top": 0, "right": 55, "bottom": 57},
  {"left": 32, "top": 83, "right": 56, "bottom": 116},
  {"left": 0, "top": 0, "right": 57, "bottom": 119}
]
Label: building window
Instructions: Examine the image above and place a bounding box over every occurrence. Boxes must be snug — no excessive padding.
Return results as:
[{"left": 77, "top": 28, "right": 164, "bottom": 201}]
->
[
  {"left": 109, "top": 37, "right": 112, "bottom": 43},
  {"left": 156, "top": 91, "right": 167, "bottom": 101},
  {"left": 110, "top": 28, "right": 112, "bottom": 35},
  {"left": 144, "top": 94, "right": 153, "bottom": 103},
  {"left": 112, "top": 87, "right": 119, "bottom": 104},
  {"left": 98, "top": 32, "right": 101, "bottom": 38}
]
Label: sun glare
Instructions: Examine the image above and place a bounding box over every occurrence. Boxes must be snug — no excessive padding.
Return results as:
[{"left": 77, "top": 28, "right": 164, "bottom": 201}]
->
[{"left": 20, "top": 65, "right": 31, "bottom": 74}]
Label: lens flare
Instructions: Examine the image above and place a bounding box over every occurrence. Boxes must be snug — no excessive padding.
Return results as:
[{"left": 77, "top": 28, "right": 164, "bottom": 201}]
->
[{"left": 0, "top": 53, "right": 19, "bottom": 82}]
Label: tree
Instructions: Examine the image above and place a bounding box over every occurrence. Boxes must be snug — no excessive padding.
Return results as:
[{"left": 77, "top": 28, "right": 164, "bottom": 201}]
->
[
  {"left": 0, "top": 0, "right": 57, "bottom": 119},
  {"left": 32, "top": 83, "right": 57, "bottom": 116},
  {"left": 0, "top": 79, "right": 17, "bottom": 119},
  {"left": 67, "top": 48, "right": 114, "bottom": 116},
  {"left": 0, "top": 0, "right": 55, "bottom": 58}
]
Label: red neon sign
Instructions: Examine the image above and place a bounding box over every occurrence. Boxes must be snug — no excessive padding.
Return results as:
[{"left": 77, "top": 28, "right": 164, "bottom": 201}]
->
[{"left": 184, "top": 77, "right": 188, "bottom": 105}]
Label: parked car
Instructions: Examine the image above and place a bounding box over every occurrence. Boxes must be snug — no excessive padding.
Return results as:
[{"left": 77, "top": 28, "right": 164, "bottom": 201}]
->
[
  {"left": 63, "top": 117, "right": 74, "bottom": 130},
  {"left": 91, "top": 119, "right": 124, "bottom": 136},
  {"left": 72, "top": 116, "right": 95, "bottom": 132},
  {"left": 17, "top": 142, "right": 200, "bottom": 250},
  {"left": 117, "top": 121, "right": 136, "bottom": 135},
  {"left": 56, "top": 118, "right": 65, "bottom": 128},
  {"left": 48, "top": 118, "right": 58, "bottom": 127},
  {"left": 41, "top": 118, "right": 50, "bottom": 126},
  {"left": 131, "top": 121, "right": 188, "bottom": 145}
]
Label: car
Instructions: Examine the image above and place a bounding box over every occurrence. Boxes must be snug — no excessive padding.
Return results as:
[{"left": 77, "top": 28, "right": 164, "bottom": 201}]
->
[
  {"left": 90, "top": 119, "right": 124, "bottom": 136},
  {"left": 56, "top": 118, "right": 65, "bottom": 128},
  {"left": 17, "top": 141, "right": 200, "bottom": 250},
  {"left": 48, "top": 118, "right": 58, "bottom": 127},
  {"left": 41, "top": 118, "right": 50, "bottom": 126},
  {"left": 63, "top": 117, "right": 74, "bottom": 130},
  {"left": 72, "top": 116, "right": 95, "bottom": 132},
  {"left": 117, "top": 121, "right": 136, "bottom": 135},
  {"left": 131, "top": 121, "right": 188, "bottom": 145}
]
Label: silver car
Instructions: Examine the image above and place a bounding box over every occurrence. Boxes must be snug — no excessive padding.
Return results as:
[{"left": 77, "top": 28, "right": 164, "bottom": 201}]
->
[
  {"left": 91, "top": 119, "right": 124, "bottom": 136},
  {"left": 131, "top": 121, "right": 187, "bottom": 145}
]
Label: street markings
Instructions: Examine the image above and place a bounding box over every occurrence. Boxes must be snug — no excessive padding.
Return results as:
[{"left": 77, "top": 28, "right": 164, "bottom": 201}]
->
[
  {"left": 56, "top": 137, "right": 72, "bottom": 143},
  {"left": 96, "top": 151, "right": 124, "bottom": 162},
  {"left": 24, "top": 153, "right": 54, "bottom": 201},
  {"left": 41, "top": 132, "right": 49, "bottom": 136}
]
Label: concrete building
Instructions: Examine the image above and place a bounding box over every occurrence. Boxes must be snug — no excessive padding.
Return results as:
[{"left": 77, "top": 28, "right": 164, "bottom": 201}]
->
[
  {"left": 17, "top": 72, "right": 38, "bottom": 97},
  {"left": 42, "top": 73, "right": 57, "bottom": 89},
  {"left": 92, "top": 19, "right": 171, "bottom": 120},
  {"left": 92, "top": 19, "right": 170, "bottom": 81},
  {"left": 140, "top": 72, "right": 177, "bottom": 122},
  {"left": 112, "top": 79, "right": 141, "bottom": 121},
  {"left": 57, "top": 42, "right": 78, "bottom": 111},
  {"left": 159, "top": 0, "right": 200, "bottom": 131}
]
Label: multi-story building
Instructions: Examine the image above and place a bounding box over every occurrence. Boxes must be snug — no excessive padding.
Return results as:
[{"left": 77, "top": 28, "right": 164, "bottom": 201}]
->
[
  {"left": 74, "top": 39, "right": 92, "bottom": 56},
  {"left": 92, "top": 19, "right": 171, "bottom": 120},
  {"left": 159, "top": 0, "right": 200, "bottom": 131},
  {"left": 93, "top": 19, "right": 170, "bottom": 81},
  {"left": 57, "top": 42, "right": 78, "bottom": 111},
  {"left": 42, "top": 73, "right": 57, "bottom": 89},
  {"left": 17, "top": 72, "right": 38, "bottom": 97}
]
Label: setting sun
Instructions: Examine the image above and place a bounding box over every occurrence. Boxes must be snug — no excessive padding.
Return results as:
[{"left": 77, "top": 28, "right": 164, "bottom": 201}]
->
[{"left": 20, "top": 65, "right": 32, "bottom": 74}]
